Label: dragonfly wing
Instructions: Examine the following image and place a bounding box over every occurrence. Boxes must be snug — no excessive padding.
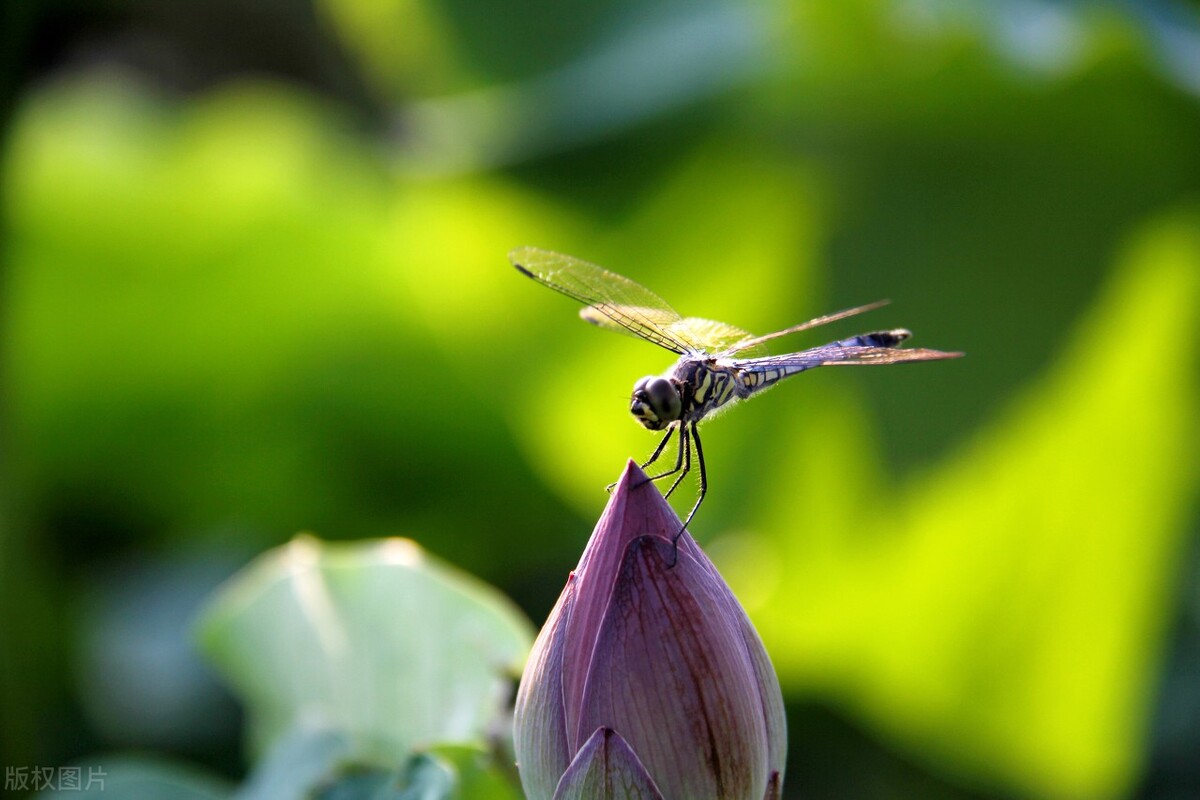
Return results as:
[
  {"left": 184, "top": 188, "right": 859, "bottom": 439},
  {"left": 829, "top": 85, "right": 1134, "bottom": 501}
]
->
[
  {"left": 718, "top": 301, "right": 890, "bottom": 356},
  {"left": 730, "top": 344, "right": 962, "bottom": 371},
  {"left": 579, "top": 312, "right": 768, "bottom": 357},
  {"left": 511, "top": 247, "right": 693, "bottom": 354},
  {"left": 669, "top": 317, "right": 766, "bottom": 358}
]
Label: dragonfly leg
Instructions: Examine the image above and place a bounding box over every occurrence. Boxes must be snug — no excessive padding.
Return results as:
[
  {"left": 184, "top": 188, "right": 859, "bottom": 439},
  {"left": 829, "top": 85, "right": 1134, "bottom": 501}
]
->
[
  {"left": 673, "top": 422, "right": 706, "bottom": 547},
  {"left": 662, "top": 425, "right": 691, "bottom": 500},
  {"left": 641, "top": 427, "right": 676, "bottom": 470},
  {"left": 610, "top": 427, "right": 677, "bottom": 492},
  {"left": 645, "top": 424, "right": 686, "bottom": 484}
]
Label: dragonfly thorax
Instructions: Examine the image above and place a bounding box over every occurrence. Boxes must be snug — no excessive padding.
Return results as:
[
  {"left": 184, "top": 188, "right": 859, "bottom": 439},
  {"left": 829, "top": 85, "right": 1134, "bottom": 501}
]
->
[{"left": 630, "top": 375, "right": 682, "bottom": 431}]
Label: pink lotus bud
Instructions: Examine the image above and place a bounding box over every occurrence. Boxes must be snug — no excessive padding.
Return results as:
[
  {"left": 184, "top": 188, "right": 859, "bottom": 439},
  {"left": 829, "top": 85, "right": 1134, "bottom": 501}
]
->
[{"left": 514, "top": 461, "right": 786, "bottom": 800}]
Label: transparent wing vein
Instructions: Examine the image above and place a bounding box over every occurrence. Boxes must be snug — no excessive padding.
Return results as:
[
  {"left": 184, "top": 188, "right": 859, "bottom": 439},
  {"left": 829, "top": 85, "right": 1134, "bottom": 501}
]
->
[
  {"left": 730, "top": 344, "right": 962, "bottom": 370},
  {"left": 511, "top": 247, "right": 694, "bottom": 353}
]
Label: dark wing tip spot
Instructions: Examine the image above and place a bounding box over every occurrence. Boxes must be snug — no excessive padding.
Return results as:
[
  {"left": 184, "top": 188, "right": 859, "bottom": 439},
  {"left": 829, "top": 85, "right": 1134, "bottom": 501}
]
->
[{"left": 860, "top": 329, "right": 912, "bottom": 348}]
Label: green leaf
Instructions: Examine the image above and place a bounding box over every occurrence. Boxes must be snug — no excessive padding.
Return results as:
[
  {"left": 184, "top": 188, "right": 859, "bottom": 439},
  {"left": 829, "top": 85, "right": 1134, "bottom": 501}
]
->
[
  {"left": 196, "top": 535, "right": 534, "bottom": 762},
  {"left": 743, "top": 212, "right": 1200, "bottom": 799},
  {"left": 234, "top": 727, "right": 356, "bottom": 800},
  {"left": 304, "top": 747, "right": 522, "bottom": 800},
  {"left": 426, "top": 745, "right": 524, "bottom": 800},
  {"left": 34, "top": 755, "right": 231, "bottom": 799},
  {"left": 311, "top": 753, "right": 455, "bottom": 800}
]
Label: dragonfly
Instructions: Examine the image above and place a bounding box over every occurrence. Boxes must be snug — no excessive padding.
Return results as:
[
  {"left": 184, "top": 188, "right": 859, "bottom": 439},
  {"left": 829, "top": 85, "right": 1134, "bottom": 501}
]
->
[{"left": 511, "top": 246, "right": 961, "bottom": 542}]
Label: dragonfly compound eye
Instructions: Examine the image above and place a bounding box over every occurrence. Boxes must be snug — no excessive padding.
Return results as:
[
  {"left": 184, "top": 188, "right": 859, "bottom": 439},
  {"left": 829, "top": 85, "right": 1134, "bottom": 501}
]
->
[{"left": 631, "top": 376, "right": 681, "bottom": 430}]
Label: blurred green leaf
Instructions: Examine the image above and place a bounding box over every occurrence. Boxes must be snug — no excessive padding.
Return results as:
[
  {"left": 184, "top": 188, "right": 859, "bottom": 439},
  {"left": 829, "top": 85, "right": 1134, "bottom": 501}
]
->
[
  {"left": 739, "top": 212, "right": 1200, "bottom": 799},
  {"left": 35, "top": 755, "right": 231, "bottom": 799},
  {"left": 2, "top": 76, "right": 402, "bottom": 540},
  {"left": 307, "top": 746, "right": 520, "bottom": 800},
  {"left": 234, "top": 728, "right": 356, "bottom": 800},
  {"left": 235, "top": 734, "right": 519, "bottom": 800},
  {"left": 0, "top": 74, "right": 583, "bottom": 574},
  {"left": 196, "top": 535, "right": 533, "bottom": 762},
  {"left": 389, "top": 3, "right": 770, "bottom": 174},
  {"left": 311, "top": 767, "right": 406, "bottom": 800},
  {"left": 317, "top": 0, "right": 468, "bottom": 98},
  {"left": 387, "top": 755, "right": 456, "bottom": 800},
  {"left": 425, "top": 744, "right": 523, "bottom": 800}
]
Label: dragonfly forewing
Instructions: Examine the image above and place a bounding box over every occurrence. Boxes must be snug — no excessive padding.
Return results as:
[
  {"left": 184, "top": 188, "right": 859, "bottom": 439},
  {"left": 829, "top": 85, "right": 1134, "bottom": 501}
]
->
[
  {"left": 510, "top": 247, "right": 693, "bottom": 354},
  {"left": 717, "top": 300, "right": 892, "bottom": 356}
]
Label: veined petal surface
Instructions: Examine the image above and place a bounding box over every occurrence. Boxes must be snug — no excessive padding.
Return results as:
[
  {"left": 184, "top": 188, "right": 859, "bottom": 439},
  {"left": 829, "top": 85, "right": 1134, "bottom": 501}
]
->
[{"left": 553, "top": 727, "right": 664, "bottom": 800}]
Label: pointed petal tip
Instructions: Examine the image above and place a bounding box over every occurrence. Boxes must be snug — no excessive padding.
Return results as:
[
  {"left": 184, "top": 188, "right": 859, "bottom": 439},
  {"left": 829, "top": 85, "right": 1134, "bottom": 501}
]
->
[
  {"left": 614, "top": 458, "right": 651, "bottom": 488},
  {"left": 601, "top": 462, "right": 690, "bottom": 549},
  {"left": 610, "top": 460, "right": 670, "bottom": 506},
  {"left": 553, "top": 727, "right": 664, "bottom": 800}
]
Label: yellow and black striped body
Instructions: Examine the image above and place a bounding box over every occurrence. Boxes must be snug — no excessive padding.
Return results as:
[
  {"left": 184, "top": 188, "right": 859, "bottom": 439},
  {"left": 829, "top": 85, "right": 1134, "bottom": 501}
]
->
[{"left": 670, "top": 355, "right": 801, "bottom": 424}]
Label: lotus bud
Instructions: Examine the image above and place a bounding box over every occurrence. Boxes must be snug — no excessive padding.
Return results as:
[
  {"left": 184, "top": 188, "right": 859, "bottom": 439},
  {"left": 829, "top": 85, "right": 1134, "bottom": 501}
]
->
[{"left": 514, "top": 460, "right": 786, "bottom": 799}]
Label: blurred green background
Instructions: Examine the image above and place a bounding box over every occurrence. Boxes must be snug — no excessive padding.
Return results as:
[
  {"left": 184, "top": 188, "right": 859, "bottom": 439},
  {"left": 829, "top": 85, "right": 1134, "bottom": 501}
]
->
[{"left": 1, "top": 0, "right": 1198, "bottom": 797}]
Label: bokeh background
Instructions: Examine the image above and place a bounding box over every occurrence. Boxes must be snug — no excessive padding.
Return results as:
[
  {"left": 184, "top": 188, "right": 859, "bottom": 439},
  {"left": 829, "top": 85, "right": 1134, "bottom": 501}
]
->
[{"left": 2, "top": 0, "right": 1199, "bottom": 798}]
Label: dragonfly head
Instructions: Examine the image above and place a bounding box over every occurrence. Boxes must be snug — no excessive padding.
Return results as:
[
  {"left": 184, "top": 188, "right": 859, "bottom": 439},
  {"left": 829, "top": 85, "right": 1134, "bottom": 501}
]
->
[{"left": 631, "top": 376, "right": 682, "bottom": 430}]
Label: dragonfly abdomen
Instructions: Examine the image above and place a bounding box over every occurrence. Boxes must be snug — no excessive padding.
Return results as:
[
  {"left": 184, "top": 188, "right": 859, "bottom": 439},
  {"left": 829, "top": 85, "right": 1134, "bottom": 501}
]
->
[{"left": 736, "top": 363, "right": 812, "bottom": 397}]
